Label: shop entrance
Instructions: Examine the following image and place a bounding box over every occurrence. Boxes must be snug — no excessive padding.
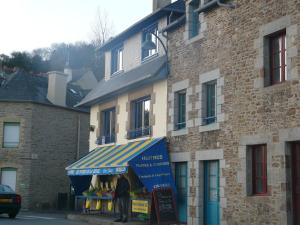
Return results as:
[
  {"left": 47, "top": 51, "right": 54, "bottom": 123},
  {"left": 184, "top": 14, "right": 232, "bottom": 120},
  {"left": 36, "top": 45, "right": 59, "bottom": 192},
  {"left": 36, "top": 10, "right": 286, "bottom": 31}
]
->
[
  {"left": 292, "top": 142, "right": 300, "bottom": 225},
  {"left": 204, "top": 160, "right": 219, "bottom": 225},
  {"left": 175, "top": 162, "right": 187, "bottom": 223}
]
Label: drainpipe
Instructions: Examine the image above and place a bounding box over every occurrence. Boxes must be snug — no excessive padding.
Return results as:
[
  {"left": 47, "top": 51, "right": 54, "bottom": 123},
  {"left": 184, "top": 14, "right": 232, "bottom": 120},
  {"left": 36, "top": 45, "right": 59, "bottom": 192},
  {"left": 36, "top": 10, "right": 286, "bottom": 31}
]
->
[
  {"left": 195, "top": 0, "right": 235, "bottom": 13},
  {"left": 76, "top": 115, "right": 81, "bottom": 159}
]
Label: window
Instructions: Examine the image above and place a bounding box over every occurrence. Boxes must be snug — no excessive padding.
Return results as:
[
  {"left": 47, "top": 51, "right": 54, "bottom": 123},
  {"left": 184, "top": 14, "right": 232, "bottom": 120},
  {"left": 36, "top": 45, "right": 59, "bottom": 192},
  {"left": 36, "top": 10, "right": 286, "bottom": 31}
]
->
[
  {"left": 264, "top": 30, "right": 286, "bottom": 86},
  {"left": 1, "top": 168, "right": 17, "bottom": 191},
  {"left": 111, "top": 45, "right": 123, "bottom": 75},
  {"left": 270, "top": 31, "right": 286, "bottom": 84},
  {"left": 142, "top": 24, "right": 158, "bottom": 60},
  {"left": 3, "top": 122, "right": 20, "bottom": 148},
  {"left": 129, "top": 97, "right": 151, "bottom": 139},
  {"left": 100, "top": 108, "right": 116, "bottom": 144},
  {"left": 188, "top": 0, "right": 200, "bottom": 39},
  {"left": 203, "top": 80, "right": 217, "bottom": 125},
  {"left": 175, "top": 90, "right": 186, "bottom": 130},
  {"left": 249, "top": 145, "right": 268, "bottom": 195}
]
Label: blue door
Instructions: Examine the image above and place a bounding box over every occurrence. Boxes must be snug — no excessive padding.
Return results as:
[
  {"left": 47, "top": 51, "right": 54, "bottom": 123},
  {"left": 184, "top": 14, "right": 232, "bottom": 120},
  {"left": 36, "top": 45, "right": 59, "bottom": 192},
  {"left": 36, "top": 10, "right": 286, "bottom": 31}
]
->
[
  {"left": 175, "top": 162, "right": 188, "bottom": 223},
  {"left": 204, "top": 160, "right": 220, "bottom": 225}
]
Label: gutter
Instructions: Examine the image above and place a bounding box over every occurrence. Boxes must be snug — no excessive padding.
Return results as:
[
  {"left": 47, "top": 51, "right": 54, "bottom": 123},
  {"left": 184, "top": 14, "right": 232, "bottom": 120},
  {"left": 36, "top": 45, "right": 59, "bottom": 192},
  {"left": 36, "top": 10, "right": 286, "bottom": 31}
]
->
[{"left": 195, "top": 0, "right": 235, "bottom": 13}]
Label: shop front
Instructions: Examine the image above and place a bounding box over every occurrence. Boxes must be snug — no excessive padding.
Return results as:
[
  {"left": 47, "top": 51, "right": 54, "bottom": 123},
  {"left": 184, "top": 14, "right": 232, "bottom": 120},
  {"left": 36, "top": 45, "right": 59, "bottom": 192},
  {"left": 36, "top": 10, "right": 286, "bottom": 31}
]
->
[{"left": 66, "top": 137, "right": 177, "bottom": 221}]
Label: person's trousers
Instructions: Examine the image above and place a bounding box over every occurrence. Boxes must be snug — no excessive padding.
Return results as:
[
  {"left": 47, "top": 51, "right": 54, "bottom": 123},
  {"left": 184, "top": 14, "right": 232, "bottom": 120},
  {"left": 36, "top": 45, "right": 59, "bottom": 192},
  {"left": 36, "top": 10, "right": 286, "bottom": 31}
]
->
[{"left": 118, "top": 196, "right": 129, "bottom": 220}]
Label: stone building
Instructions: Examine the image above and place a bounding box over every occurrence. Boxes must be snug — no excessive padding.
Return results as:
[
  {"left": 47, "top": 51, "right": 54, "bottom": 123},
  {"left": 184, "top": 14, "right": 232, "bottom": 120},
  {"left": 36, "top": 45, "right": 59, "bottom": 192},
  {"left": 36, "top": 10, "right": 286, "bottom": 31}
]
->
[
  {"left": 0, "top": 71, "right": 90, "bottom": 209},
  {"left": 165, "top": 0, "right": 300, "bottom": 225}
]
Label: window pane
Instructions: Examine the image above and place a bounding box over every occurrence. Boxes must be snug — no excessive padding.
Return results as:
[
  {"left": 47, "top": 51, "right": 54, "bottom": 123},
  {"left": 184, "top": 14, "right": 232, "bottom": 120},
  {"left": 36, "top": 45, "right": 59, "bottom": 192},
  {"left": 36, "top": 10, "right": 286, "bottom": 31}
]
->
[
  {"left": 252, "top": 145, "right": 267, "bottom": 194},
  {"left": 118, "top": 49, "right": 123, "bottom": 70},
  {"left": 3, "top": 123, "right": 20, "bottom": 148},
  {"left": 272, "top": 38, "right": 280, "bottom": 53},
  {"left": 135, "top": 101, "right": 143, "bottom": 129},
  {"left": 177, "top": 91, "right": 186, "bottom": 129},
  {"left": 256, "top": 163, "right": 262, "bottom": 177},
  {"left": 209, "top": 175, "right": 217, "bottom": 189},
  {"left": 144, "top": 99, "right": 150, "bottom": 127},
  {"left": 205, "top": 81, "right": 217, "bottom": 124},
  {"left": 273, "top": 68, "right": 281, "bottom": 83},
  {"left": 255, "top": 179, "right": 263, "bottom": 193},
  {"left": 209, "top": 189, "right": 218, "bottom": 201}
]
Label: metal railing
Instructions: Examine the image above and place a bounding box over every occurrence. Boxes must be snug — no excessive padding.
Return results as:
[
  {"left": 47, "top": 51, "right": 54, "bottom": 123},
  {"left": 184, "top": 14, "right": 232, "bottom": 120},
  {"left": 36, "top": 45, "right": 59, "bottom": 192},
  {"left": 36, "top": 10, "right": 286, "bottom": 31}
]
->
[{"left": 127, "top": 127, "right": 151, "bottom": 140}]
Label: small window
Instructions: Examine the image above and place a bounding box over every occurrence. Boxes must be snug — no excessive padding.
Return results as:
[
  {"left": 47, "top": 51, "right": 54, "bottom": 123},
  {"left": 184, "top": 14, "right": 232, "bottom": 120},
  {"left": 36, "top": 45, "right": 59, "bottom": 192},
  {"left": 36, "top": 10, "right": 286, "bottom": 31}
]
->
[
  {"left": 175, "top": 90, "right": 186, "bottom": 130},
  {"left": 129, "top": 97, "right": 151, "bottom": 139},
  {"left": 248, "top": 145, "right": 268, "bottom": 195},
  {"left": 264, "top": 30, "right": 286, "bottom": 86},
  {"left": 142, "top": 24, "right": 158, "bottom": 60},
  {"left": 111, "top": 45, "right": 123, "bottom": 75},
  {"left": 188, "top": 0, "right": 200, "bottom": 39},
  {"left": 202, "top": 80, "right": 217, "bottom": 125},
  {"left": 3, "top": 122, "right": 20, "bottom": 148},
  {"left": 100, "top": 108, "right": 116, "bottom": 144}
]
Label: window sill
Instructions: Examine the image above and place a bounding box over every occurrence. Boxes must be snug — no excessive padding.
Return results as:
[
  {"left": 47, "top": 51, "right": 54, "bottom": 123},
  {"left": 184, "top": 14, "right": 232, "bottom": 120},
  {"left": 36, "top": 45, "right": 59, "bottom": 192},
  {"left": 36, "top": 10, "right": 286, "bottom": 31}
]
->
[
  {"left": 127, "top": 136, "right": 151, "bottom": 143},
  {"left": 186, "top": 33, "right": 204, "bottom": 45},
  {"left": 142, "top": 53, "right": 159, "bottom": 63},
  {"left": 199, "top": 122, "right": 220, "bottom": 132},
  {"left": 96, "top": 142, "right": 115, "bottom": 147},
  {"left": 111, "top": 70, "right": 124, "bottom": 77},
  {"left": 171, "top": 128, "right": 188, "bottom": 137}
]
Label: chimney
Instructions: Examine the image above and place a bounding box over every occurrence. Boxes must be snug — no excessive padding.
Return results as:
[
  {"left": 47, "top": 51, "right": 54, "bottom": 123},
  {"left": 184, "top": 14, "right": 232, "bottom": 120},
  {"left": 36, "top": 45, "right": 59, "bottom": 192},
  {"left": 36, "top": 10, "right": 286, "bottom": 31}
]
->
[
  {"left": 64, "top": 66, "right": 72, "bottom": 83},
  {"left": 152, "top": 0, "right": 171, "bottom": 11},
  {"left": 47, "top": 71, "right": 68, "bottom": 107}
]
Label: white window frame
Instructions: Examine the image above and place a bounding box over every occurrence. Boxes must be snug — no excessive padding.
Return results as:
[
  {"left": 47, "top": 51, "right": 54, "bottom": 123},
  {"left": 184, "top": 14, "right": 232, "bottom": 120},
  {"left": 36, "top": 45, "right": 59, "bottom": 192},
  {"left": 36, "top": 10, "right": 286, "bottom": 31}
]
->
[{"left": 3, "top": 122, "right": 20, "bottom": 148}]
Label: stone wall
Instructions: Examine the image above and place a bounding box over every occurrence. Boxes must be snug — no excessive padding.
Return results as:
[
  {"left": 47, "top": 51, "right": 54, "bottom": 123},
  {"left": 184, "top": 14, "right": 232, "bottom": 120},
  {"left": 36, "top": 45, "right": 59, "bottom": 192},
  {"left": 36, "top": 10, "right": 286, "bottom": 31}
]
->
[
  {"left": 167, "top": 0, "right": 300, "bottom": 224},
  {"left": 0, "top": 102, "right": 34, "bottom": 209},
  {"left": 0, "top": 102, "right": 90, "bottom": 210}
]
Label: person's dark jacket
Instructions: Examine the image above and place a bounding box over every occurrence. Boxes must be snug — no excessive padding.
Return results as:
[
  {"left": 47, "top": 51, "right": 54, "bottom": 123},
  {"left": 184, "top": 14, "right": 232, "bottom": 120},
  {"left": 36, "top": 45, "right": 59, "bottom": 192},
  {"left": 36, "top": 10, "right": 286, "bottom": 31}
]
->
[{"left": 115, "top": 176, "right": 130, "bottom": 198}]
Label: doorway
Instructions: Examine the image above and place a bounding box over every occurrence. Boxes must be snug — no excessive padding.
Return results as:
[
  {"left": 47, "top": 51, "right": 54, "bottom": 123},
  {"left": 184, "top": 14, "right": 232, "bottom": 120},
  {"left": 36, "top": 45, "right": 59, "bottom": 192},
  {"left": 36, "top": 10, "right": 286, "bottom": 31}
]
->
[
  {"left": 204, "top": 160, "right": 220, "bottom": 225},
  {"left": 175, "top": 162, "right": 188, "bottom": 223},
  {"left": 292, "top": 142, "right": 300, "bottom": 225}
]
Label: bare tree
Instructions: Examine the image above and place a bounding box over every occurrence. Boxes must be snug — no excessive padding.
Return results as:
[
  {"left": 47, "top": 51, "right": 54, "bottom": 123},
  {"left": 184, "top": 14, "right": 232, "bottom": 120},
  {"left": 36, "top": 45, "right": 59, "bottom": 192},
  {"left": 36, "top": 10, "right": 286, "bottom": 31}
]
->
[{"left": 90, "top": 7, "right": 114, "bottom": 48}]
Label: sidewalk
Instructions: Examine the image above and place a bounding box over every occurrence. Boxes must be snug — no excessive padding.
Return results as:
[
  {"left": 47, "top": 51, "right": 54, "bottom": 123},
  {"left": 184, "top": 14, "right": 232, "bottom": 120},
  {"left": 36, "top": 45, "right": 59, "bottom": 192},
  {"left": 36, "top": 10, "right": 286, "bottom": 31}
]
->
[{"left": 67, "top": 213, "right": 147, "bottom": 225}]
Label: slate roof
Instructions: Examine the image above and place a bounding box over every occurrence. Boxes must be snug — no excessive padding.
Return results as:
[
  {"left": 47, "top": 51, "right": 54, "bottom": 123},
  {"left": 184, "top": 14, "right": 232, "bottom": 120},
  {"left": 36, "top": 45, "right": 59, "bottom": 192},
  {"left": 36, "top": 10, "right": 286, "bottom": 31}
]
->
[
  {"left": 98, "top": 0, "right": 185, "bottom": 52},
  {"left": 77, "top": 55, "right": 168, "bottom": 107},
  {"left": 0, "top": 71, "right": 89, "bottom": 112}
]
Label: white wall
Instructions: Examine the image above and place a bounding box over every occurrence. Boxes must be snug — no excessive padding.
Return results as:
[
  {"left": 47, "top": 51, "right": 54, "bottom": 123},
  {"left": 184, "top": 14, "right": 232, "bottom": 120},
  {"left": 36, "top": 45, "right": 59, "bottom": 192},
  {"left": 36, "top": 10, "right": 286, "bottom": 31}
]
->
[
  {"left": 104, "top": 17, "right": 168, "bottom": 80},
  {"left": 89, "top": 80, "right": 168, "bottom": 148}
]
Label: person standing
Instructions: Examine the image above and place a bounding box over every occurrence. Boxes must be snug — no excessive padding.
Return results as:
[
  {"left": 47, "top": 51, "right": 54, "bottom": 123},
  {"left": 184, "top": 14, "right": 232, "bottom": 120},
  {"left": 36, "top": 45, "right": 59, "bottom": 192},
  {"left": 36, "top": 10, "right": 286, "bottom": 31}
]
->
[{"left": 114, "top": 174, "right": 130, "bottom": 223}]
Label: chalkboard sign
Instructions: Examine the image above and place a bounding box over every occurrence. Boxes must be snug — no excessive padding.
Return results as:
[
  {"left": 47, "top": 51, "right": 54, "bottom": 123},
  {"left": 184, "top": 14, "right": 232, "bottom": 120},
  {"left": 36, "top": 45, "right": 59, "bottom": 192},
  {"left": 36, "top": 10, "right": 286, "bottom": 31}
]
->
[{"left": 149, "top": 188, "right": 178, "bottom": 225}]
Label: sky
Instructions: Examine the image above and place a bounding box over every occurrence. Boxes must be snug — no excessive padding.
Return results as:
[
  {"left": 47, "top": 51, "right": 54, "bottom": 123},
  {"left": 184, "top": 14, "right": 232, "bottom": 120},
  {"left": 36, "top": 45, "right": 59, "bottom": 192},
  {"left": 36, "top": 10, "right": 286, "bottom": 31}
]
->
[{"left": 0, "top": 0, "right": 152, "bottom": 55}]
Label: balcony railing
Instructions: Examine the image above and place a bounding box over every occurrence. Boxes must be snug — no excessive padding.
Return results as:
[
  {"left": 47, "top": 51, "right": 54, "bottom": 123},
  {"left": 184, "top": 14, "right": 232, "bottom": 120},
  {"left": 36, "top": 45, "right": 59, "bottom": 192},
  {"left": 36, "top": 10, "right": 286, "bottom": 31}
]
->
[
  {"left": 127, "top": 127, "right": 151, "bottom": 140},
  {"left": 96, "top": 134, "right": 115, "bottom": 145}
]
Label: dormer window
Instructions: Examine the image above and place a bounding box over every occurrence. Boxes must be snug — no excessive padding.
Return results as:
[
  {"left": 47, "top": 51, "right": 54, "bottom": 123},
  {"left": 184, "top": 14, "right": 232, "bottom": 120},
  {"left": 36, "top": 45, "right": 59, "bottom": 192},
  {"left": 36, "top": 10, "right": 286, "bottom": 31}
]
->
[
  {"left": 142, "top": 24, "right": 158, "bottom": 60},
  {"left": 111, "top": 45, "right": 123, "bottom": 75}
]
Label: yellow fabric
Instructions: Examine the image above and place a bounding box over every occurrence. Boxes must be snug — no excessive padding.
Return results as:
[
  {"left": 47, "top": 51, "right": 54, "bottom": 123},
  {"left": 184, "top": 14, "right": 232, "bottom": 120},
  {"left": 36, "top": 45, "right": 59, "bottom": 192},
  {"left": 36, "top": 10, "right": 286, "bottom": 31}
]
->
[
  {"left": 96, "top": 200, "right": 101, "bottom": 210},
  {"left": 107, "top": 201, "right": 113, "bottom": 211}
]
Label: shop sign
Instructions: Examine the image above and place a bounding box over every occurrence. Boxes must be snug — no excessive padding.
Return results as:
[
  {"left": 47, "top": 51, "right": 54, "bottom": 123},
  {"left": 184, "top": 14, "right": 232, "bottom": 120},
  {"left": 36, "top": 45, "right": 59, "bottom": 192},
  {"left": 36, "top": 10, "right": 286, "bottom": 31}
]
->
[{"left": 132, "top": 200, "right": 149, "bottom": 214}]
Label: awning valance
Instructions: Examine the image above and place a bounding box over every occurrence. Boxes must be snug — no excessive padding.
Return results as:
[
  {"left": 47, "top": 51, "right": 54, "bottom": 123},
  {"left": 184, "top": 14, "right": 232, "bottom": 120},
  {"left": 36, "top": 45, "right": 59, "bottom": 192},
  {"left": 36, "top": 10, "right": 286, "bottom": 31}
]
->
[{"left": 66, "top": 138, "right": 163, "bottom": 176}]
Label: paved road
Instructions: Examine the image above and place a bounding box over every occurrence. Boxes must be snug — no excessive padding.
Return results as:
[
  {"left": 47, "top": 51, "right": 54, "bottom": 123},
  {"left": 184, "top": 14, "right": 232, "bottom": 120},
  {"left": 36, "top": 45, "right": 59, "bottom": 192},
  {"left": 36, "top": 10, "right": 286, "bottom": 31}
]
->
[{"left": 0, "top": 212, "right": 91, "bottom": 225}]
